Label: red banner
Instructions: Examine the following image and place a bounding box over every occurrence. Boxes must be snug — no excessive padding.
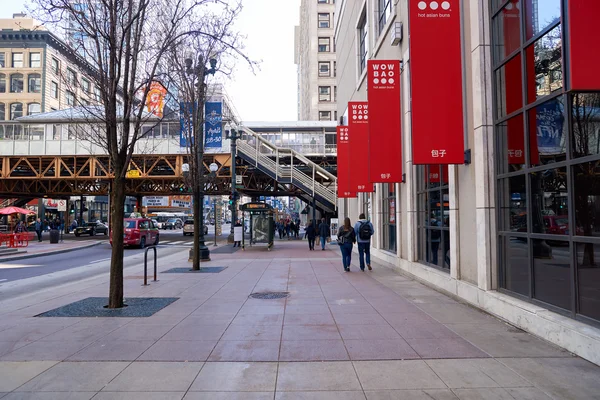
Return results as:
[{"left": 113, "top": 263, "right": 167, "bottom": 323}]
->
[
  {"left": 337, "top": 126, "right": 357, "bottom": 198},
  {"left": 410, "top": 0, "right": 464, "bottom": 164},
  {"left": 428, "top": 165, "right": 449, "bottom": 184},
  {"left": 567, "top": 0, "right": 600, "bottom": 90},
  {"left": 367, "top": 60, "right": 402, "bottom": 183},
  {"left": 348, "top": 101, "right": 374, "bottom": 192}
]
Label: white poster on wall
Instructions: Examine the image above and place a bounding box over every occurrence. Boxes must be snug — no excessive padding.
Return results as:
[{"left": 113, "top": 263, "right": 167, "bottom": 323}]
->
[
  {"left": 143, "top": 196, "right": 169, "bottom": 207},
  {"left": 234, "top": 226, "right": 243, "bottom": 242}
]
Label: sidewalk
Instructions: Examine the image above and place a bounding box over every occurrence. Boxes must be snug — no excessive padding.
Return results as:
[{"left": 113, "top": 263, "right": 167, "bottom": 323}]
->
[
  {"left": 0, "top": 239, "right": 103, "bottom": 263},
  {"left": 0, "top": 239, "right": 599, "bottom": 399}
]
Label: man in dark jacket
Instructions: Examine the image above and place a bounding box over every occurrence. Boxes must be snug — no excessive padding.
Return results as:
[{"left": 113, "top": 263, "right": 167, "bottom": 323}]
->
[
  {"left": 304, "top": 220, "right": 317, "bottom": 251},
  {"left": 35, "top": 218, "right": 42, "bottom": 242},
  {"left": 318, "top": 218, "right": 330, "bottom": 250},
  {"left": 354, "top": 213, "right": 374, "bottom": 271}
]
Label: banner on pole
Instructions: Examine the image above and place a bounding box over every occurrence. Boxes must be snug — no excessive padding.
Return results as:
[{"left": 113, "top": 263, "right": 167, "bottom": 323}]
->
[
  {"left": 204, "top": 102, "right": 223, "bottom": 148},
  {"left": 409, "top": 0, "right": 464, "bottom": 164},
  {"left": 367, "top": 60, "right": 402, "bottom": 183},
  {"left": 348, "top": 101, "right": 374, "bottom": 192},
  {"left": 337, "top": 126, "right": 357, "bottom": 198},
  {"left": 567, "top": 0, "right": 600, "bottom": 90}
]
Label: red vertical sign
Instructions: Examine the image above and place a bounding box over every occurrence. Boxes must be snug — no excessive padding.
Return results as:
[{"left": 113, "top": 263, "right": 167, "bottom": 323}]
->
[
  {"left": 410, "top": 0, "right": 464, "bottom": 164},
  {"left": 567, "top": 0, "right": 600, "bottom": 90},
  {"left": 348, "top": 101, "right": 374, "bottom": 192},
  {"left": 337, "top": 126, "right": 357, "bottom": 198},
  {"left": 367, "top": 60, "right": 402, "bottom": 183}
]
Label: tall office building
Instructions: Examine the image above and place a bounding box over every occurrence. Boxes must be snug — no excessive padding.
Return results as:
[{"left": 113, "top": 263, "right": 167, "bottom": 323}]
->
[{"left": 294, "top": 0, "right": 337, "bottom": 121}]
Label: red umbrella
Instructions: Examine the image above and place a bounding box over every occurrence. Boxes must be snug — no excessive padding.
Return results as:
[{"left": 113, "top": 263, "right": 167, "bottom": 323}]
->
[{"left": 0, "top": 206, "right": 35, "bottom": 215}]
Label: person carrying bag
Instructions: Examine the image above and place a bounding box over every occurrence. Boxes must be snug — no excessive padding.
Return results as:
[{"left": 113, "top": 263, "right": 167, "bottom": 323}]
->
[{"left": 337, "top": 217, "right": 356, "bottom": 272}]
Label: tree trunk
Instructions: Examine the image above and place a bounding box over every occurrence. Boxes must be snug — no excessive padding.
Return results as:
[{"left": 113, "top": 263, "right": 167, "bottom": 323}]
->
[
  {"left": 108, "top": 175, "right": 126, "bottom": 308},
  {"left": 192, "top": 185, "right": 201, "bottom": 270}
]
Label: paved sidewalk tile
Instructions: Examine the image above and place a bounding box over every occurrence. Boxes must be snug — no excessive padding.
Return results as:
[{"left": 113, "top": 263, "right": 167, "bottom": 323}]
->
[
  {"left": 137, "top": 340, "right": 217, "bottom": 362},
  {"left": 67, "top": 339, "right": 155, "bottom": 361},
  {"left": 94, "top": 393, "right": 185, "bottom": 400},
  {"left": 1, "top": 340, "right": 91, "bottom": 361},
  {"left": 276, "top": 392, "right": 366, "bottom": 400},
  {"left": 208, "top": 340, "right": 280, "bottom": 361},
  {"left": 425, "top": 359, "right": 531, "bottom": 389},
  {"left": 183, "top": 393, "right": 273, "bottom": 400},
  {"left": 104, "top": 362, "right": 203, "bottom": 392},
  {"left": 1, "top": 393, "right": 97, "bottom": 400},
  {"left": 279, "top": 340, "right": 349, "bottom": 361},
  {"left": 190, "top": 362, "right": 277, "bottom": 392},
  {"left": 276, "top": 362, "right": 361, "bottom": 391},
  {"left": 353, "top": 360, "right": 447, "bottom": 390},
  {"left": 16, "top": 362, "right": 127, "bottom": 392},
  {"left": 0, "top": 361, "right": 58, "bottom": 392},
  {"left": 345, "top": 339, "right": 419, "bottom": 360},
  {"left": 364, "top": 390, "right": 459, "bottom": 399},
  {"left": 405, "top": 338, "right": 489, "bottom": 359}
]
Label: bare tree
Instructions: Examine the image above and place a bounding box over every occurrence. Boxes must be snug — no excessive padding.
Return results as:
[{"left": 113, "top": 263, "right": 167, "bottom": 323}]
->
[{"left": 31, "top": 0, "right": 250, "bottom": 307}]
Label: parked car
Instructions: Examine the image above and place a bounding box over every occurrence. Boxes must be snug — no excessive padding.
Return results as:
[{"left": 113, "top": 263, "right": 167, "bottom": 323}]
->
[
  {"left": 110, "top": 218, "right": 159, "bottom": 248},
  {"left": 74, "top": 221, "right": 108, "bottom": 237},
  {"left": 183, "top": 219, "right": 208, "bottom": 236},
  {"left": 164, "top": 218, "right": 183, "bottom": 230}
]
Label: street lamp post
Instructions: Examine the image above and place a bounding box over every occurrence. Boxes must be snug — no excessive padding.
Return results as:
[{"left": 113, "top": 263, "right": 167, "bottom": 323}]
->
[
  {"left": 225, "top": 122, "right": 242, "bottom": 243},
  {"left": 185, "top": 53, "right": 218, "bottom": 266},
  {"left": 208, "top": 162, "right": 219, "bottom": 247}
]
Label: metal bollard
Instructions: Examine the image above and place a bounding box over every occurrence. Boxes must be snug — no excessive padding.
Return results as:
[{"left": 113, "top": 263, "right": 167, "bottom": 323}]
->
[{"left": 143, "top": 246, "right": 158, "bottom": 286}]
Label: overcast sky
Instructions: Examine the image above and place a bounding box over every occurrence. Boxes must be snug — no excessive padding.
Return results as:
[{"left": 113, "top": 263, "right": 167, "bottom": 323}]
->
[{"left": 0, "top": 0, "right": 301, "bottom": 122}]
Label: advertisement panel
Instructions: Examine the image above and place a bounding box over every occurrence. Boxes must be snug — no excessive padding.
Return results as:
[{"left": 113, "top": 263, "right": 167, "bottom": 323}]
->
[
  {"left": 348, "top": 101, "right": 374, "bottom": 192},
  {"left": 567, "top": 0, "right": 600, "bottom": 90},
  {"left": 143, "top": 196, "right": 170, "bottom": 207},
  {"left": 170, "top": 195, "right": 191, "bottom": 208},
  {"left": 204, "top": 102, "right": 223, "bottom": 149},
  {"left": 367, "top": 60, "right": 402, "bottom": 183},
  {"left": 337, "top": 126, "right": 357, "bottom": 198},
  {"left": 410, "top": 0, "right": 464, "bottom": 164},
  {"left": 145, "top": 81, "right": 167, "bottom": 118}
]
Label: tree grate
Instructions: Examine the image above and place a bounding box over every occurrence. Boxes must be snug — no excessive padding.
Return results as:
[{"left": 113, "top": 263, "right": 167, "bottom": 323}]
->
[{"left": 249, "top": 292, "right": 289, "bottom": 300}]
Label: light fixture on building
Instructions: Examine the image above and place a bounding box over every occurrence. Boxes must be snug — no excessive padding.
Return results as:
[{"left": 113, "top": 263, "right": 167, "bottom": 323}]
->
[{"left": 391, "top": 22, "right": 403, "bottom": 46}]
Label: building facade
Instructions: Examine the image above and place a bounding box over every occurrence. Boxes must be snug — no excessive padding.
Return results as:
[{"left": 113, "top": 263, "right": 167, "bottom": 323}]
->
[
  {"left": 295, "top": 0, "right": 337, "bottom": 121},
  {"left": 0, "top": 15, "right": 97, "bottom": 124},
  {"left": 334, "top": 0, "right": 600, "bottom": 365}
]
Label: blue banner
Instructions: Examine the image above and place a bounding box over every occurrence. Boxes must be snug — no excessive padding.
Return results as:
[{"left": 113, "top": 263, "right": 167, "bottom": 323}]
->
[
  {"left": 204, "top": 102, "right": 223, "bottom": 148},
  {"left": 179, "top": 101, "right": 194, "bottom": 148},
  {"left": 536, "top": 99, "right": 564, "bottom": 155}
]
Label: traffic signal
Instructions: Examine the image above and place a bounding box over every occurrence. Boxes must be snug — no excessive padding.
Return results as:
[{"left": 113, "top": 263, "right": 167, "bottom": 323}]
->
[
  {"left": 69, "top": 204, "right": 75, "bottom": 214},
  {"left": 228, "top": 195, "right": 233, "bottom": 205}
]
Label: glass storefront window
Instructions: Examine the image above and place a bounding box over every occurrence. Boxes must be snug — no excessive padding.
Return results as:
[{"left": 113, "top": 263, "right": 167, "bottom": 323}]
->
[
  {"left": 497, "top": 114, "right": 526, "bottom": 173},
  {"left": 530, "top": 166, "right": 568, "bottom": 235},
  {"left": 498, "top": 174, "right": 527, "bottom": 232},
  {"left": 576, "top": 242, "right": 600, "bottom": 321},
  {"left": 529, "top": 97, "right": 566, "bottom": 166},
  {"left": 492, "top": 0, "right": 521, "bottom": 64},
  {"left": 533, "top": 239, "right": 571, "bottom": 309},
  {"left": 573, "top": 161, "right": 600, "bottom": 238},
  {"left": 571, "top": 93, "right": 600, "bottom": 159},
  {"left": 524, "top": 0, "right": 561, "bottom": 40},
  {"left": 501, "top": 236, "right": 529, "bottom": 296},
  {"left": 382, "top": 183, "right": 396, "bottom": 252},
  {"left": 525, "top": 25, "right": 562, "bottom": 103},
  {"left": 495, "top": 54, "right": 522, "bottom": 119}
]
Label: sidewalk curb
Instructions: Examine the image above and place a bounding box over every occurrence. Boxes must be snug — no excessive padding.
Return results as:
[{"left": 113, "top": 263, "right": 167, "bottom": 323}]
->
[{"left": 0, "top": 241, "right": 103, "bottom": 263}]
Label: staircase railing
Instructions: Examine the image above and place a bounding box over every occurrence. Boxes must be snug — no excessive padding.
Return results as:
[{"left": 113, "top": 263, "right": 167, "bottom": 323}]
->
[{"left": 236, "top": 126, "right": 337, "bottom": 210}]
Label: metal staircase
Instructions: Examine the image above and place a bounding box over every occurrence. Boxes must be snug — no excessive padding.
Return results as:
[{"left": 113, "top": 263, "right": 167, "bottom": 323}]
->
[{"left": 236, "top": 126, "right": 337, "bottom": 212}]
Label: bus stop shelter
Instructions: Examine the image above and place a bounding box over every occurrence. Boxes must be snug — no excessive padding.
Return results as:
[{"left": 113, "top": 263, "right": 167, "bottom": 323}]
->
[{"left": 240, "top": 202, "right": 275, "bottom": 251}]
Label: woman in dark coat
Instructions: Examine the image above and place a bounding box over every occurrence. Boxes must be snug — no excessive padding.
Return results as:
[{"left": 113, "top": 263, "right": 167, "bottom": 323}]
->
[
  {"left": 304, "top": 219, "right": 317, "bottom": 250},
  {"left": 337, "top": 217, "right": 356, "bottom": 271}
]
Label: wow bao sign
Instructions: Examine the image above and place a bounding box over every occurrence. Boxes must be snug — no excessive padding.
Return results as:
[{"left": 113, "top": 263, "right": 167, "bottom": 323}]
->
[
  {"left": 348, "top": 101, "right": 374, "bottom": 192},
  {"left": 337, "top": 126, "right": 357, "bottom": 198}
]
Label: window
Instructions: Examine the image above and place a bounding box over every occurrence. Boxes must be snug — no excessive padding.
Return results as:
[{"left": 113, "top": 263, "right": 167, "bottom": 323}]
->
[
  {"left": 94, "top": 86, "right": 101, "bottom": 102},
  {"left": 318, "top": 13, "right": 330, "bottom": 28},
  {"left": 81, "top": 78, "right": 91, "bottom": 93},
  {"left": 382, "top": 184, "right": 397, "bottom": 252},
  {"left": 334, "top": 61, "right": 337, "bottom": 77},
  {"left": 358, "top": 14, "right": 368, "bottom": 73},
  {"left": 318, "top": 37, "right": 330, "bottom": 52},
  {"left": 319, "top": 111, "right": 331, "bottom": 121},
  {"left": 51, "top": 57, "right": 59, "bottom": 74},
  {"left": 29, "top": 52, "right": 41, "bottom": 68},
  {"left": 28, "top": 73, "right": 41, "bottom": 93},
  {"left": 318, "top": 0, "right": 329, "bottom": 3},
  {"left": 378, "top": 0, "right": 392, "bottom": 35},
  {"left": 0, "top": 103, "right": 5, "bottom": 121},
  {"left": 0, "top": 74, "right": 5, "bottom": 93},
  {"left": 66, "top": 69, "right": 77, "bottom": 87},
  {"left": 0, "top": 53, "right": 5, "bottom": 68},
  {"left": 10, "top": 103, "right": 23, "bottom": 120},
  {"left": 334, "top": 86, "right": 337, "bottom": 101},
  {"left": 27, "top": 103, "right": 41, "bottom": 115},
  {"left": 12, "top": 53, "right": 23, "bottom": 68},
  {"left": 51, "top": 81, "right": 58, "bottom": 99},
  {"left": 66, "top": 90, "right": 76, "bottom": 106},
  {"left": 417, "top": 166, "right": 449, "bottom": 270},
  {"left": 319, "top": 62, "right": 330, "bottom": 77},
  {"left": 319, "top": 86, "right": 331, "bottom": 102},
  {"left": 10, "top": 73, "right": 23, "bottom": 93}
]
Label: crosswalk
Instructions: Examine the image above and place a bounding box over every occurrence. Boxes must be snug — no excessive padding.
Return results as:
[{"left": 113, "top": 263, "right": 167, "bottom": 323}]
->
[{"left": 159, "top": 240, "right": 192, "bottom": 247}]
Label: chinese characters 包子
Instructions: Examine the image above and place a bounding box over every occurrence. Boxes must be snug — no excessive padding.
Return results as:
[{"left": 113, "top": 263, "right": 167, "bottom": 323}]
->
[
  {"left": 508, "top": 149, "right": 523, "bottom": 158},
  {"left": 431, "top": 149, "right": 447, "bottom": 158},
  {"left": 380, "top": 173, "right": 391, "bottom": 179}
]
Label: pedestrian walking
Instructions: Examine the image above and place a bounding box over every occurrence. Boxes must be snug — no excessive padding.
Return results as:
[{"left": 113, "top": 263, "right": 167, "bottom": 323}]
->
[
  {"left": 14, "top": 220, "right": 26, "bottom": 245},
  {"left": 290, "top": 221, "right": 296, "bottom": 239},
  {"left": 304, "top": 219, "right": 316, "bottom": 250},
  {"left": 318, "top": 218, "right": 330, "bottom": 250},
  {"left": 285, "top": 218, "right": 291, "bottom": 239},
  {"left": 277, "top": 219, "right": 284, "bottom": 239},
  {"left": 35, "top": 218, "right": 43, "bottom": 242},
  {"left": 428, "top": 215, "right": 441, "bottom": 265},
  {"left": 337, "top": 217, "right": 356, "bottom": 272},
  {"left": 354, "top": 213, "right": 374, "bottom": 271}
]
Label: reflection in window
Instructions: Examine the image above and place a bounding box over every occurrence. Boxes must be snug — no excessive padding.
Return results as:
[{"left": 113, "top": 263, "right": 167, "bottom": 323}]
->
[
  {"left": 29, "top": 52, "right": 41, "bottom": 68},
  {"left": 319, "top": 111, "right": 331, "bottom": 121},
  {"left": 502, "top": 237, "right": 530, "bottom": 296},
  {"left": 10, "top": 73, "right": 23, "bottom": 93},
  {"left": 382, "top": 183, "right": 397, "bottom": 253},
  {"left": 358, "top": 13, "right": 368, "bottom": 73},
  {"left": 378, "top": 0, "right": 392, "bottom": 35},
  {"left": 318, "top": 62, "right": 330, "bottom": 77},
  {"left": 577, "top": 243, "right": 600, "bottom": 321},
  {"left": 571, "top": 93, "right": 600, "bottom": 159},
  {"left": 573, "top": 161, "right": 600, "bottom": 238},
  {"left": 533, "top": 239, "right": 571, "bottom": 310},
  {"left": 318, "top": 13, "right": 330, "bottom": 28},
  {"left": 319, "top": 86, "right": 331, "bottom": 102},
  {"left": 28, "top": 73, "right": 41, "bottom": 93},
  {"left": 524, "top": 0, "right": 561, "bottom": 40},
  {"left": 498, "top": 174, "right": 527, "bottom": 232},
  {"left": 0, "top": 73, "right": 5, "bottom": 93},
  {"left": 10, "top": 103, "right": 23, "bottom": 120},
  {"left": 27, "top": 103, "right": 41, "bottom": 115},
  {"left": 495, "top": 54, "right": 522, "bottom": 119},
  {"left": 529, "top": 97, "right": 566, "bottom": 166},
  {"left": 0, "top": 53, "right": 4, "bottom": 67},
  {"left": 318, "top": 37, "right": 330, "bottom": 52},
  {"left": 0, "top": 103, "right": 5, "bottom": 121},
  {"left": 66, "top": 90, "right": 76, "bottom": 106},
  {"left": 497, "top": 115, "right": 526, "bottom": 173},
  {"left": 492, "top": 0, "right": 521, "bottom": 64},
  {"left": 526, "top": 25, "right": 562, "bottom": 102},
  {"left": 12, "top": 53, "right": 23, "bottom": 67},
  {"left": 530, "top": 166, "right": 567, "bottom": 234}
]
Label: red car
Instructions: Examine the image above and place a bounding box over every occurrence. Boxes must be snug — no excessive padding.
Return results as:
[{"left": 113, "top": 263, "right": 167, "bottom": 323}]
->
[
  {"left": 544, "top": 215, "right": 584, "bottom": 236},
  {"left": 110, "top": 218, "right": 159, "bottom": 248}
]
